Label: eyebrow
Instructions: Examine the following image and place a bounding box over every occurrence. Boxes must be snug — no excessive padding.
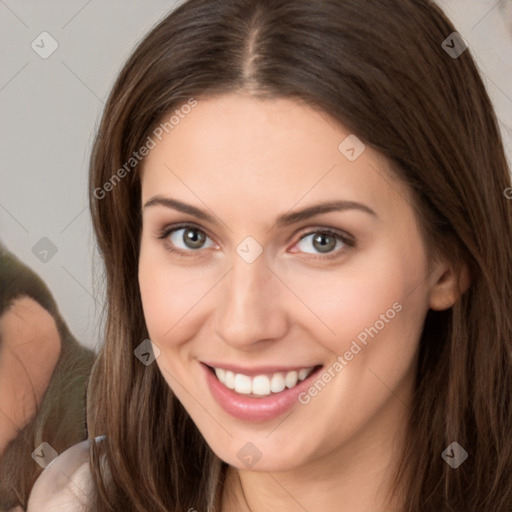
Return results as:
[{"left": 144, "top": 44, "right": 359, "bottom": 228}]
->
[{"left": 142, "top": 196, "right": 377, "bottom": 227}]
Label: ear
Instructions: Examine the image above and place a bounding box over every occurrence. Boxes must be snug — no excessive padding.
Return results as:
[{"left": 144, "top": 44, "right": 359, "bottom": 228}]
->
[{"left": 428, "top": 259, "right": 471, "bottom": 311}]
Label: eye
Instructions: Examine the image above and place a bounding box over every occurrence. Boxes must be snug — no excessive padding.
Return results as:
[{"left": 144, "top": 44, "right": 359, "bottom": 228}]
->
[
  {"left": 293, "top": 229, "right": 353, "bottom": 259},
  {"left": 158, "top": 224, "right": 215, "bottom": 255}
]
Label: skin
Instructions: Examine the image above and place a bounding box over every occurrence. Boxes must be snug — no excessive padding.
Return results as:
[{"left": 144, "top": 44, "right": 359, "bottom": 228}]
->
[
  {"left": 138, "top": 94, "right": 469, "bottom": 512},
  {"left": 0, "top": 297, "right": 61, "bottom": 457}
]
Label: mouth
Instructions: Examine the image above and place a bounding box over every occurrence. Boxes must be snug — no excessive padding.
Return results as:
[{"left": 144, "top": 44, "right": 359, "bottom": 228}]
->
[
  {"left": 201, "top": 362, "right": 324, "bottom": 422},
  {"left": 206, "top": 364, "right": 321, "bottom": 397}
]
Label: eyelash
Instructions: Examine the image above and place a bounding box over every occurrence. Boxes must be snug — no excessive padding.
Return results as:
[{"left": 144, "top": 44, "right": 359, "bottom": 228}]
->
[{"left": 156, "top": 223, "right": 355, "bottom": 261}]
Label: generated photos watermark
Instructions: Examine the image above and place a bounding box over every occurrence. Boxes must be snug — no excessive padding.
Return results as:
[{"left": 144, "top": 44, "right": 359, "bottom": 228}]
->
[
  {"left": 298, "top": 301, "right": 403, "bottom": 405},
  {"left": 93, "top": 97, "right": 197, "bottom": 200}
]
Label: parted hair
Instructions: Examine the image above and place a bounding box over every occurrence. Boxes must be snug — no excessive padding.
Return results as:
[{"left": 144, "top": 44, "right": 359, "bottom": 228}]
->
[{"left": 87, "top": 0, "right": 512, "bottom": 510}]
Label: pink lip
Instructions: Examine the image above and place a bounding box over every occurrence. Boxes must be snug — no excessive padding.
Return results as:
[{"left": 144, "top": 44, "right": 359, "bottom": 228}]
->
[{"left": 201, "top": 362, "right": 322, "bottom": 422}]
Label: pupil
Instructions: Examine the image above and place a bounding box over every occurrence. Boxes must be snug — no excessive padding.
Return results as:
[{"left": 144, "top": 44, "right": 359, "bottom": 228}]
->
[
  {"left": 185, "top": 228, "right": 205, "bottom": 248},
  {"left": 313, "top": 233, "right": 335, "bottom": 253}
]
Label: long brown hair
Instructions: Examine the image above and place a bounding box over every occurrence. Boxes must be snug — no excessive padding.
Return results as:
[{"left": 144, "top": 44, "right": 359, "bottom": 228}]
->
[{"left": 87, "top": 0, "right": 512, "bottom": 510}]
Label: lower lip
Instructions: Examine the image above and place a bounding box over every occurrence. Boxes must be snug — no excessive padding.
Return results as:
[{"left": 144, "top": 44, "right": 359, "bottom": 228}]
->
[{"left": 201, "top": 363, "right": 322, "bottom": 422}]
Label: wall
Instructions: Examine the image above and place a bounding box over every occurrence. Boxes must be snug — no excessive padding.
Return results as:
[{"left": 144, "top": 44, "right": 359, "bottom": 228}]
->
[{"left": 0, "top": 0, "right": 510, "bottom": 350}]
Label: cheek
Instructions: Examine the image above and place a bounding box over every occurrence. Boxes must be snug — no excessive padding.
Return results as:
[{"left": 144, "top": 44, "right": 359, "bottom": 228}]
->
[
  {"left": 138, "top": 243, "right": 212, "bottom": 347},
  {"left": 291, "top": 243, "right": 427, "bottom": 358},
  {"left": 138, "top": 239, "right": 170, "bottom": 339}
]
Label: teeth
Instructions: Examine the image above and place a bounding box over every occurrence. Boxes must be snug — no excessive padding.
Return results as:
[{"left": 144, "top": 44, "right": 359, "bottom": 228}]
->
[
  {"left": 234, "top": 374, "right": 252, "bottom": 394},
  {"left": 285, "top": 371, "right": 298, "bottom": 388},
  {"left": 270, "top": 373, "right": 286, "bottom": 393},
  {"left": 224, "top": 370, "right": 235, "bottom": 390},
  {"left": 252, "top": 375, "right": 271, "bottom": 396},
  {"left": 213, "top": 366, "right": 315, "bottom": 397},
  {"left": 298, "top": 368, "right": 310, "bottom": 381}
]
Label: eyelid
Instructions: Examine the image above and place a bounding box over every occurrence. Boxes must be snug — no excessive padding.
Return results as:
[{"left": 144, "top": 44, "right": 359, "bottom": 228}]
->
[
  {"left": 157, "top": 221, "right": 215, "bottom": 238},
  {"left": 295, "top": 225, "right": 354, "bottom": 244}
]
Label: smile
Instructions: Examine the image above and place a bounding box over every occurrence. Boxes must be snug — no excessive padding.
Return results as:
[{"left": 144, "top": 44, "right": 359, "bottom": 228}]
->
[
  {"left": 212, "top": 366, "right": 316, "bottom": 397},
  {"left": 202, "top": 362, "right": 324, "bottom": 422}
]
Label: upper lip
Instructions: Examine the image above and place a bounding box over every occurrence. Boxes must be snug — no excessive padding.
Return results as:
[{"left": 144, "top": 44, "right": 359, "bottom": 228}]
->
[{"left": 202, "top": 361, "right": 322, "bottom": 377}]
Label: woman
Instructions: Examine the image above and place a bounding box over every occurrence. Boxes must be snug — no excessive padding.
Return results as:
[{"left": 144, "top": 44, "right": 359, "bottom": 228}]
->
[{"left": 28, "top": 0, "right": 512, "bottom": 510}]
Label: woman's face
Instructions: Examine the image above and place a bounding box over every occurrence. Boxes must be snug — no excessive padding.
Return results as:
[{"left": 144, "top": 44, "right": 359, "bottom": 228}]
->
[{"left": 138, "top": 94, "right": 447, "bottom": 472}]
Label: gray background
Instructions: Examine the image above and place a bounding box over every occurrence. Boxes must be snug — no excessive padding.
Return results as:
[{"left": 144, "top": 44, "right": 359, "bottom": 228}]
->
[{"left": 1, "top": 0, "right": 511, "bottom": 351}]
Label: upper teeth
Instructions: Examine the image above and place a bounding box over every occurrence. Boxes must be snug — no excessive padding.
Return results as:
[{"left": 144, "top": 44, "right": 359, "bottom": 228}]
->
[{"left": 214, "top": 367, "right": 315, "bottom": 397}]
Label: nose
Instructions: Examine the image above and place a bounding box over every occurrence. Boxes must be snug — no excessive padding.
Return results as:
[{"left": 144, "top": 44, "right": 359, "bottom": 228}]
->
[{"left": 213, "top": 249, "right": 289, "bottom": 350}]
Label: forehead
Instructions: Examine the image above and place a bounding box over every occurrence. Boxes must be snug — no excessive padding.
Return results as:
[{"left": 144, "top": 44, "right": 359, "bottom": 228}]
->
[{"left": 140, "top": 94, "right": 409, "bottom": 223}]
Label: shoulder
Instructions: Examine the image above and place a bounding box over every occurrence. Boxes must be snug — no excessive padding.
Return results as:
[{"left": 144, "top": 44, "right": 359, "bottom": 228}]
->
[{"left": 27, "top": 439, "right": 96, "bottom": 512}]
